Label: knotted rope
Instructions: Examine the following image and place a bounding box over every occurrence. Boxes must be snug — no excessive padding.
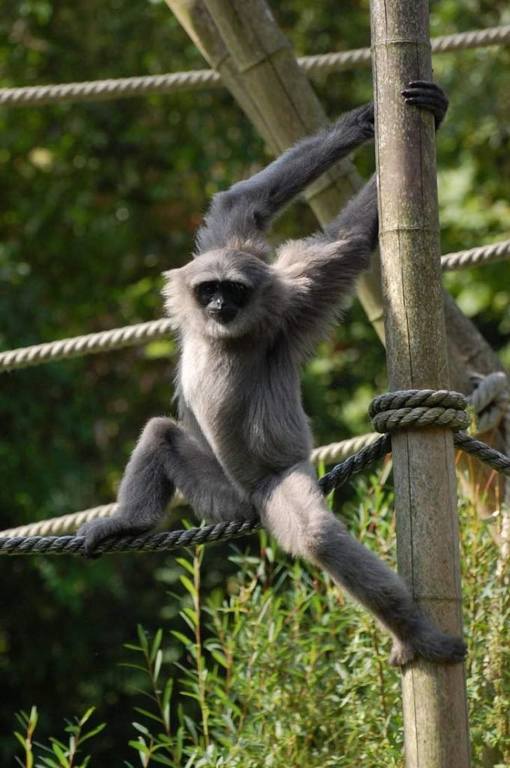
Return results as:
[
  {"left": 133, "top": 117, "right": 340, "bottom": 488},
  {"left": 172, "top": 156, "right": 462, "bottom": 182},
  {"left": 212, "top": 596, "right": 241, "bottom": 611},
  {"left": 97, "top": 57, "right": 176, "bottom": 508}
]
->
[{"left": 1, "top": 389, "right": 509, "bottom": 556}]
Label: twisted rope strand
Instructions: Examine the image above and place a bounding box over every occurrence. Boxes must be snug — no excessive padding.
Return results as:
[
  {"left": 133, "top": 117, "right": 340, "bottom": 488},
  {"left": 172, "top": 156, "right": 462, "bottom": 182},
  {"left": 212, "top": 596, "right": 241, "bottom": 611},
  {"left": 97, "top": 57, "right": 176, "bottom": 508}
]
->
[
  {"left": 1, "top": 26, "right": 509, "bottom": 108},
  {"left": 453, "top": 432, "right": 510, "bottom": 476},
  {"left": 441, "top": 239, "right": 510, "bottom": 271},
  {"left": 469, "top": 372, "right": 509, "bottom": 432},
  {"left": 0, "top": 434, "right": 390, "bottom": 555},
  {"left": 0, "top": 319, "right": 173, "bottom": 372},
  {"left": 0, "top": 70, "right": 222, "bottom": 107}
]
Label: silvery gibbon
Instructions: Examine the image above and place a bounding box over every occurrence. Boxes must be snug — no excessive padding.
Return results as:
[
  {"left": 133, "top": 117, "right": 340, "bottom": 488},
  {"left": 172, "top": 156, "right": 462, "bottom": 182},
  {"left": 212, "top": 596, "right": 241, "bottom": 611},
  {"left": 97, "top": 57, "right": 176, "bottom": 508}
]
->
[{"left": 79, "top": 81, "right": 465, "bottom": 666}]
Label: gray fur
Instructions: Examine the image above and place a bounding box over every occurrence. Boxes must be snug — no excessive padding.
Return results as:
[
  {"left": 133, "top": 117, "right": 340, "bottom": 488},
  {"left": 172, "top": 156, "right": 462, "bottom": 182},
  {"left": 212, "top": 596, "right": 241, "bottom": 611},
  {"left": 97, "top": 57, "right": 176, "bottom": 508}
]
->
[{"left": 79, "top": 84, "right": 465, "bottom": 666}]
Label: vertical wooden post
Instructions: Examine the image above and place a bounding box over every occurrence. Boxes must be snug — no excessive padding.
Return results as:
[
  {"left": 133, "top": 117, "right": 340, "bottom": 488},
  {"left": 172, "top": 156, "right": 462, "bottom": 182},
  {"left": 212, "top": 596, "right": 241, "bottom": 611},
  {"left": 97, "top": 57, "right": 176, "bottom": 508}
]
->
[{"left": 370, "top": 2, "right": 470, "bottom": 766}]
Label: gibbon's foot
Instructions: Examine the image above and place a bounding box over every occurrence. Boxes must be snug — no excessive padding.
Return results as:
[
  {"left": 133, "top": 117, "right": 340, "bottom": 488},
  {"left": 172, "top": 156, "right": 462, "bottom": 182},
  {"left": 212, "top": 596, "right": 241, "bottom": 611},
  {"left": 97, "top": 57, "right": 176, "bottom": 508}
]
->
[
  {"left": 389, "top": 622, "right": 467, "bottom": 667},
  {"left": 401, "top": 80, "right": 449, "bottom": 128},
  {"left": 77, "top": 515, "right": 152, "bottom": 558}
]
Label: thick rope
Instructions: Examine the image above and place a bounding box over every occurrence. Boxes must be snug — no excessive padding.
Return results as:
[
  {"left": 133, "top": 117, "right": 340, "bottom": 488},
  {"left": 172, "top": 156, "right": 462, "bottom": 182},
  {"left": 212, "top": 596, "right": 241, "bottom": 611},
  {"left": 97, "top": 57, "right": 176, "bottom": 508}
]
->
[
  {"left": 2, "top": 238, "right": 509, "bottom": 373},
  {"left": 368, "top": 389, "right": 510, "bottom": 478},
  {"left": 0, "top": 319, "right": 173, "bottom": 372},
  {"left": 0, "top": 433, "right": 381, "bottom": 538},
  {"left": 441, "top": 239, "right": 510, "bottom": 272},
  {"left": 1, "top": 26, "right": 509, "bottom": 108},
  {"left": 369, "top": 389, "right": 471, "bottom": 432},
  {"left": 2, "top": 389, "right": 510, "bottom": 556},
  {"left": 469, "top": 372, "right": 509, "bottom": 433}
]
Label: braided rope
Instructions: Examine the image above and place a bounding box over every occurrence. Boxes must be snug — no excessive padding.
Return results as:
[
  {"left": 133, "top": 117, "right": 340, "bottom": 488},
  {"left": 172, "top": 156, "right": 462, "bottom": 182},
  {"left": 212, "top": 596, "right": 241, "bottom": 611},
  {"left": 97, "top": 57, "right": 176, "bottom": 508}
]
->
[
  {"left": 310, "top": 432, "right": 380, "bottom": 465},
  {"left": 0, "top": 434, "right": 380, "bottom": 538},
  {"left": 2, "top": 503, "right": 119, "bottom": 538},
  {"left": 2, "top": 389, "right": 510, "bottom": 555},
  {"left": 368, "top": 389, "right": 510, "bottom": 476},
  {"left": 0, "top": 319, "right": 173, "bottom": 372},
  {"left": 1, "top": 26, "right": 509, "bottom": 108},
  {"left": 2, "top": 237, "right": 509, "bottom": 374},
  {"left": 0, "top": 519, "right": 262, "bottom": 556},
  {"left": 441, "top": 239, "right": 510, "bottom": 272},
  {"left": 0, "top": 70, "right": 222, "bottom": 107},
  {"left": 453, "top": 432, "right": 510, "bottom": 475},
  {"left": 368, "top": 389, "right": 510, "bottom": 477}
]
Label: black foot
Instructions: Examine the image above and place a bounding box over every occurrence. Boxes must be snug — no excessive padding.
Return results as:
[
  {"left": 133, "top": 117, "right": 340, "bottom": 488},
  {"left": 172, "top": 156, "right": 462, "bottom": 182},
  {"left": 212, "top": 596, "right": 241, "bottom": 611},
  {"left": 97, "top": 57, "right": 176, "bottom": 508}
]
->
[
  {"left": 390, "top": 620, "right": 467, "bottom": 667},
  {"left": 76, "top": 516, "right": 151, "bottom": 558}
]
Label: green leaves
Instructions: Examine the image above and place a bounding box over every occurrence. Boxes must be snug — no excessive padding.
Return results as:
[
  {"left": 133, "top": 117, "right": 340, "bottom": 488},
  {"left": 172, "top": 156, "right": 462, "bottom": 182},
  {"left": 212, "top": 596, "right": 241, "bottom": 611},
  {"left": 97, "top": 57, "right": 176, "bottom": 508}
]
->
[{"left": 14, "top": 706, "right": 104, "bottom": 768}]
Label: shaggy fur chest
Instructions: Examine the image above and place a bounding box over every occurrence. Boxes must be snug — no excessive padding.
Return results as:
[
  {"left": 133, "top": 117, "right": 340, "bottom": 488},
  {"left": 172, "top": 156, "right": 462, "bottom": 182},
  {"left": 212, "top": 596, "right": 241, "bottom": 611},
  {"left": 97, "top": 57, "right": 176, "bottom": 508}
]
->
[{"left": 179, "top": 336, "right": 311, "bottom": 487}]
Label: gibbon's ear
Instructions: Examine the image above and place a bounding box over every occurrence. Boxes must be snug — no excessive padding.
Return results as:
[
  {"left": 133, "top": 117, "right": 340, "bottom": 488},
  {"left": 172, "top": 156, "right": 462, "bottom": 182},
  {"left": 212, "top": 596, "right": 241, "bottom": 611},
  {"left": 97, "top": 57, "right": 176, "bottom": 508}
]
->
[{"left": 161, "top": 267, "right": 193, "bottom": 330}]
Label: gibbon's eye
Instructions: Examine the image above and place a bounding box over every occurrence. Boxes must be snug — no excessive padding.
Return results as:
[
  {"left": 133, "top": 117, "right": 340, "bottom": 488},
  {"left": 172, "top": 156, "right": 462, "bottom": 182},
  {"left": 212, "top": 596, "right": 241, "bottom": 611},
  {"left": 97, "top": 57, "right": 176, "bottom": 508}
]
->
[
  {"left": 195, "top": 281, "right": 219, "bottom": 307},
  {"left": 223, "top": 281, "right": 251, "bottom": 307}
]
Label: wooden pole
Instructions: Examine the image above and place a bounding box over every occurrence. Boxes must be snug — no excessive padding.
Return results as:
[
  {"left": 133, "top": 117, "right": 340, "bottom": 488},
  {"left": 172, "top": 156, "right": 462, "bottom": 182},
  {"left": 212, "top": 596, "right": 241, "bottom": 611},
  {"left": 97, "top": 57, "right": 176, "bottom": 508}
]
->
[{"left": 369, "top": 2, "right": 470, "bottom": 766}]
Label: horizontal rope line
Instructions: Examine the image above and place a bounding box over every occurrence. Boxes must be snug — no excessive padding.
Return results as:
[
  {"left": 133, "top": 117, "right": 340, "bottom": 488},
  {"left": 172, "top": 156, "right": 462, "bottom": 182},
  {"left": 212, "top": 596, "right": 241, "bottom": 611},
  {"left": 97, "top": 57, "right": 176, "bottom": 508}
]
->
[
  {"left": 0, "top": 25, "right": 509, "bottom": 107},
  {"left": 0, "top": 433, "right": 382, "bottom": 538},
  {"left": 2, "top": 239, "right": 509, "bottom": 373},
  {"left": 441, "top": 238, "right": 510, "bottom": 271},
  {"left": 0, "top": 319, "right": 173, "bottom": 372}
]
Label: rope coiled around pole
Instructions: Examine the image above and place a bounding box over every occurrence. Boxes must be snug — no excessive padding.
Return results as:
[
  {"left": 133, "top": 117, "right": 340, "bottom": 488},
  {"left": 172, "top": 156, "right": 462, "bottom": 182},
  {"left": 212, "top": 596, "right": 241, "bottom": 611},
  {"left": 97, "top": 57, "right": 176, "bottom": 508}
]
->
[
  {"left": 1, "top": 389, "right": 509, "bottom": 556},
  {"left": 0, "top": 25, "right": 509, "bottom": 108}
]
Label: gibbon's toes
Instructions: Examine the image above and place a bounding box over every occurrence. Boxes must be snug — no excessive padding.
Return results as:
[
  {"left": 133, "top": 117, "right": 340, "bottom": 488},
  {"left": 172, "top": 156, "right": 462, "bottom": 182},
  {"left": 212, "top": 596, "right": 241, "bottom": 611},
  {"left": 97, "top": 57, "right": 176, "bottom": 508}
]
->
[
  {"left": 389, "top": 632, "right": 466, "bottom": 667},
  {"left": 410, "top": 625, "right": 467, "bottom": 665},
  {"left": 389, "top": 639, "right": 416, "bottom": 667},
  {"left": 77, "top": 518, "right": 121, "bottom": 558},
  {"left": 77, "top": 516, "right": 154, "bottom": 558},
  {"left": 423, "top": 633, "right": 467, "bottom": 664}
]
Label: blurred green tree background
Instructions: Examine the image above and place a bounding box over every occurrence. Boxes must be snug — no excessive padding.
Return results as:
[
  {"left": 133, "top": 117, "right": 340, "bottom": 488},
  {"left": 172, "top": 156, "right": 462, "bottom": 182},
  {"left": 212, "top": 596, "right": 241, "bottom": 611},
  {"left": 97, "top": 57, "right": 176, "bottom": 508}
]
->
[{"left": 0, "top": 0, "right": 509, "bottom": 764}]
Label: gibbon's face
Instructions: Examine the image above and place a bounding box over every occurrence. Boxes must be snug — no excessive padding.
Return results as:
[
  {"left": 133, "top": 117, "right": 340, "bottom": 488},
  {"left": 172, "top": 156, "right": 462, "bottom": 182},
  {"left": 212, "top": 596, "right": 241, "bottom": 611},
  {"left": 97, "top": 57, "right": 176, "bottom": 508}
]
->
[
  {"left": 193, "top": 279, "right": 252, "bottom": 325},
  {"left": 163, "top": 248, "right": 281, "bottom": 340}
]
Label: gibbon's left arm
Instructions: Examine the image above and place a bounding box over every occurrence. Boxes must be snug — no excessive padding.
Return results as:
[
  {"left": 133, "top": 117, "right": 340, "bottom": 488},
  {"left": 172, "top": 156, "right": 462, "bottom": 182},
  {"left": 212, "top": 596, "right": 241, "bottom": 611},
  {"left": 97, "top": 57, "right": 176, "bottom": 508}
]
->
[
  {"left": 196, "top": 103, "right": 375, "bottom": 254},
  {"left": 274, "top": 81, "right": 448, "bottom": 355}
]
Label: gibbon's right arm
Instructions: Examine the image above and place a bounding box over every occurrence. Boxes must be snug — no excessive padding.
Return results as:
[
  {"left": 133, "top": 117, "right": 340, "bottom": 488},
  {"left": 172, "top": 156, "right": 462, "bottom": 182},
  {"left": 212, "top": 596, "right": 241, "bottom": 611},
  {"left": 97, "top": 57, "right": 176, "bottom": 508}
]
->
[{"left": 195, "top": 104, "right": 375, "bottom": 253}]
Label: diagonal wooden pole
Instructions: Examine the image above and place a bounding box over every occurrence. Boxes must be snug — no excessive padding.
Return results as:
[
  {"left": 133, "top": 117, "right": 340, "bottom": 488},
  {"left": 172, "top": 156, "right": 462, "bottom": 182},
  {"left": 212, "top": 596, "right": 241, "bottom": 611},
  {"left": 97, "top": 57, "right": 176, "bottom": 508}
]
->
[{"left": 370, "top": 1, "right": 470, "bottom": 765}]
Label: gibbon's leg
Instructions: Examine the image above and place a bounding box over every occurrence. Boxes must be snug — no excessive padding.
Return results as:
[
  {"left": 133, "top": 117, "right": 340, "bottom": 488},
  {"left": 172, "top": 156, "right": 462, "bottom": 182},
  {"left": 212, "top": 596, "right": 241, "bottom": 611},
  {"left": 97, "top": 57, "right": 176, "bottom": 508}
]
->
[
  {"left": 78, "top": 417, "right": 255, "bottom": 555},
  {"left": 254, "top": 462, "right": 466, "bottom": 666}
]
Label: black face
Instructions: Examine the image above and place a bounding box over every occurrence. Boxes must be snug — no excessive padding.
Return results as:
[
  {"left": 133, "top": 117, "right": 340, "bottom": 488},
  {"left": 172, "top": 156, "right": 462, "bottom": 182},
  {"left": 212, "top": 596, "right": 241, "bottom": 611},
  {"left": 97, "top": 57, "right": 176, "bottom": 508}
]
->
[{"left": 194, "top": 280, "right": 252, "bottom": 324}]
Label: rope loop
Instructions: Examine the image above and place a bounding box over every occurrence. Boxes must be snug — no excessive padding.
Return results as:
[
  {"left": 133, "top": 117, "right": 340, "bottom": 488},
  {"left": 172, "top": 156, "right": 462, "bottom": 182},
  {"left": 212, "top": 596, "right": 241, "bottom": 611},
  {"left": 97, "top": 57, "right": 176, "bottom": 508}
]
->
[{"left": 369, "top": 389, "right": 471, "bottom": 433}]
